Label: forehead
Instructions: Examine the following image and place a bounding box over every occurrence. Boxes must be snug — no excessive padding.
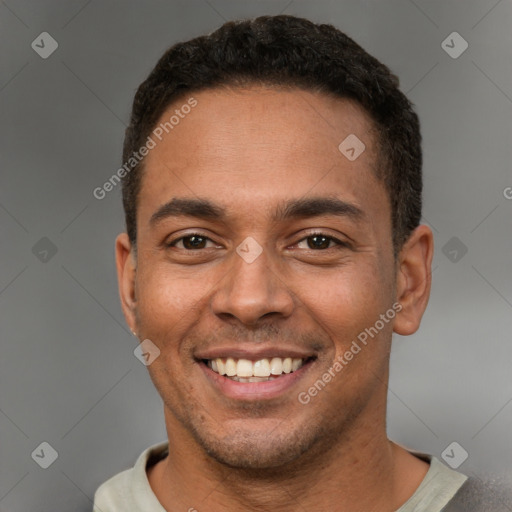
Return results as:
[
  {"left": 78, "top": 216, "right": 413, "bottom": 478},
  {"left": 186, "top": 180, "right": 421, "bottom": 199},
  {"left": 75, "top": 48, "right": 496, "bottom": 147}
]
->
[
  {"left": 137, "top": 86, "right": 388, "bottom": 226},
  {"left": 150, "top": 85, "right": 377, "bottom": 165}
]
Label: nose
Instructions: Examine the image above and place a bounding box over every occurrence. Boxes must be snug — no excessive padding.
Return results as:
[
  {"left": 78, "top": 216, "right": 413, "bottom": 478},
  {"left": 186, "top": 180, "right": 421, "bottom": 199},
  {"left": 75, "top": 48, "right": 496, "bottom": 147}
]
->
[{"left": 210, "top": 243, "right": 294, "bottom": 326}]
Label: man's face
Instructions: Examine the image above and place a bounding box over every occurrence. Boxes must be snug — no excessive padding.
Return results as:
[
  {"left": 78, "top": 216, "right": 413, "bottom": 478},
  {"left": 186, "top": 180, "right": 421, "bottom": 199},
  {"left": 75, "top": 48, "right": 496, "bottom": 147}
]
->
[{"left": 120, "top": 87, "right": 400, "bottom": 468}]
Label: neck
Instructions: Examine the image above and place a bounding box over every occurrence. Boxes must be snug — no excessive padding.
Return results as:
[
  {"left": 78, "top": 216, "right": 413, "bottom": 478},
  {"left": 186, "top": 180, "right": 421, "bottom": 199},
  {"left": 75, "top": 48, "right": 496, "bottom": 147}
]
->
[{"left": 148, "top": 401, "right": 429, "bottom": 511}]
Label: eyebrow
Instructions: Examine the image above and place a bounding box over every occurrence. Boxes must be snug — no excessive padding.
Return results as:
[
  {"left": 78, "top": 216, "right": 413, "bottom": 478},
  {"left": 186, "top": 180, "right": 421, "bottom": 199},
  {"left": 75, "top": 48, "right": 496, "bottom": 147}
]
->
[{"left": 149, "top": 196, "right": 364, "bottom": 226}]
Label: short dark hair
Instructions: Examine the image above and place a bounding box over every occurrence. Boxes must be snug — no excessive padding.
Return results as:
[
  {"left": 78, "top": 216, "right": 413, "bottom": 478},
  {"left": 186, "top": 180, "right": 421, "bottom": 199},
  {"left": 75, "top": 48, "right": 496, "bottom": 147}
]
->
[{"left": 122, "top": 14, "right": 422, "bottom": 252}]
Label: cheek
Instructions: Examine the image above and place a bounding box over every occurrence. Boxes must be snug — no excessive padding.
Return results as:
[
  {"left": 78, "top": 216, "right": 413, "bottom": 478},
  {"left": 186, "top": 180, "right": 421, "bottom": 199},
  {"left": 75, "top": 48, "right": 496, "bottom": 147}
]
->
[
  {"left": 135, "top": 265, "right": 211, "bottom": 344},
  {"left": 297, "top": 263, "right": 389, "bottom": 341},
  {"left": 301, "top": 266, "right": 394, "bottom": 398}
]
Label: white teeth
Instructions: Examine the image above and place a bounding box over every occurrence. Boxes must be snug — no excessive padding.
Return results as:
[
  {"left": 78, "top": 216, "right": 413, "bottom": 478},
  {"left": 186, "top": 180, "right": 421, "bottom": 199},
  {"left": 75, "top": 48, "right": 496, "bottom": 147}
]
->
[
  {"left": 253, "top": 359, "right": 271, "bottom": 377},
  {"left": 216, "top": 358, "right": 226, "bottom": 375},
  {"left": 207, "top": 356, "right": 305, "bottom": 379},
  {"left": 225, "top": 357, "right": 237, "bottom": 376},
  {"left": 231, "top": 376, "right": 276, "bottom": 383},
  {"left": 270, "top": 357, "right": 283, "bottom": 375},
  {"left": 236, "top": 359, "right": 253, "bottom": 377}
]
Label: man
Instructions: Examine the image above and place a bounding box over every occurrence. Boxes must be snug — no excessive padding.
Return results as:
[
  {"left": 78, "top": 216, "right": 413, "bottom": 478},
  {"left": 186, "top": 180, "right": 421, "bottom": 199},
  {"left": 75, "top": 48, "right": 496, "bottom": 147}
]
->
[{"left": 93, "top": 14, "right": 499, "bottom": 512}]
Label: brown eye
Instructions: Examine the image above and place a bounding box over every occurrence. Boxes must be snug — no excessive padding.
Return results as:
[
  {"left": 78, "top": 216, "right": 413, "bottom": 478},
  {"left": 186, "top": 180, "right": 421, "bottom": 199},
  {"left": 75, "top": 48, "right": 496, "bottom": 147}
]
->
[
  {"left": 168, "top": 234, "right": 215, "bottom": 250},
  {"left": 306, "top": 235, "right": 332, "bottom": 249},
  {"left": 296, "top": 233, "right": 346, "bottom": 250}
]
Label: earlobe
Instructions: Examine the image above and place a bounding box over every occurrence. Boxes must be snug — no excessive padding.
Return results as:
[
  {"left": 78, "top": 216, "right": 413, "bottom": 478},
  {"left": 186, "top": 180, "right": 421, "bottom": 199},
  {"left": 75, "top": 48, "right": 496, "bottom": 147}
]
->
[
  {"left": 393, "top": 225, "right": 434, "bottom": 336},
  {"left": 115, "top": 233, "right": 137, "bottom": 333}
]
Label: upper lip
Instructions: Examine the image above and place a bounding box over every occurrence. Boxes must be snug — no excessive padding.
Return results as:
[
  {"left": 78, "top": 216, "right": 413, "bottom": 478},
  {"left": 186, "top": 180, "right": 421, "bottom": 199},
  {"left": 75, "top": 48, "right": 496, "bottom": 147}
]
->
[{"left": 195, "top": 346, "right": 316, "bottom": 361}]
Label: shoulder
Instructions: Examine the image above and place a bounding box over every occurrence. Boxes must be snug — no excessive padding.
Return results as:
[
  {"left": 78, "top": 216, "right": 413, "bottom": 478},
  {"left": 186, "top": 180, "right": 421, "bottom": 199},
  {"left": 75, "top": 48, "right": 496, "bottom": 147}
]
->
[
  {"left": 93, "top": 468, "right": 133, "bottom": 511},
  {"left": 394, "top": 446, "right": 467, "bottom": 512},
  {"left": 93, "top": 441, "right": 169, "bottom": 512}
]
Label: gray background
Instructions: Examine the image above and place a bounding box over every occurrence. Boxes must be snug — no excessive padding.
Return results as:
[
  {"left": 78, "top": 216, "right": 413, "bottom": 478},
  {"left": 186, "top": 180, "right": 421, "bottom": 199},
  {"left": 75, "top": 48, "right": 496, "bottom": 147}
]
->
[{"left": 1, "top": 0, "right": 511, "bottom": 510}]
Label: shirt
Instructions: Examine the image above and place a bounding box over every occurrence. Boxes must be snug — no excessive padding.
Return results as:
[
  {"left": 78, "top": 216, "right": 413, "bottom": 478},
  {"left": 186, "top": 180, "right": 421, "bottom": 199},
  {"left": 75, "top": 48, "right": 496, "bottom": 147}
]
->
[{"left": 92, "top": 441, "right": 468, "bottom": 512}]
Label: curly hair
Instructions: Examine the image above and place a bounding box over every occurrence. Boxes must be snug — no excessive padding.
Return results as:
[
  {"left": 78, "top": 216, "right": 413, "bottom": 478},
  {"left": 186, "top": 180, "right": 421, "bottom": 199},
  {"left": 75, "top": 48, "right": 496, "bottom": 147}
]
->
[{"left": 122, "top": 15, "right": 422, "bottom": 252}]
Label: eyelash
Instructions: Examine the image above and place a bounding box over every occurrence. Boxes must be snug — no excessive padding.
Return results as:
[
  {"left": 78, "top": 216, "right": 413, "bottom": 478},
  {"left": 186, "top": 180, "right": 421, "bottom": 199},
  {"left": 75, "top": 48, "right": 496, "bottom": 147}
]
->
[{"left": 167, "top": 232, "right": 349, "bottom": 251}]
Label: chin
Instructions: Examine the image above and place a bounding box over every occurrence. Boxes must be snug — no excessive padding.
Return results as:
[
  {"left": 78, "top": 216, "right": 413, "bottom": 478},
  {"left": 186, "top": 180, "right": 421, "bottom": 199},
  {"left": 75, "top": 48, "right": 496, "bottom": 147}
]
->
[{"left": 190, "top": 421, "right": 323, "bottom": 470}]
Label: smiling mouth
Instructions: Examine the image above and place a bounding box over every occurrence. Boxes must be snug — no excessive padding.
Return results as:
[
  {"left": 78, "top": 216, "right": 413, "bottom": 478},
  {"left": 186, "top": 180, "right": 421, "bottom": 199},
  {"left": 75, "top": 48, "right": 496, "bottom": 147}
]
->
[{"left": 202, "top": 356, "right": 314, "bottom": 382}]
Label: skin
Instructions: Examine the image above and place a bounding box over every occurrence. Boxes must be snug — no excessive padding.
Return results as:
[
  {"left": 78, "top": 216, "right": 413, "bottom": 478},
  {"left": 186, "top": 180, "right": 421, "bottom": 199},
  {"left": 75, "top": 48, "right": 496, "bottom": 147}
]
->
[{"left": 116, "top": 86, "right": 434, "bottom": 512}]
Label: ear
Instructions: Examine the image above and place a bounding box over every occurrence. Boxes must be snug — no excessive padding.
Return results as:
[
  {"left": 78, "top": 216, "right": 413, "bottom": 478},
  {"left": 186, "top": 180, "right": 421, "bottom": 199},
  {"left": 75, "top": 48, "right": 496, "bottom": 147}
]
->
[
  {"left": 115, "top": 233, "right": 137, "bottom": 334},
  {"left": 393, "top": 225, "right": 434, "bottom": 336}
]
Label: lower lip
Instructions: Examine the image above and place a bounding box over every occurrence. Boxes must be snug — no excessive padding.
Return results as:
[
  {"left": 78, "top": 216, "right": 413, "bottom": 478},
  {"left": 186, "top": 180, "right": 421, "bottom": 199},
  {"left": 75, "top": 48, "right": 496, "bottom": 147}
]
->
[{"left": 199, "top": 360, "right": 314, "bottom": 401}]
